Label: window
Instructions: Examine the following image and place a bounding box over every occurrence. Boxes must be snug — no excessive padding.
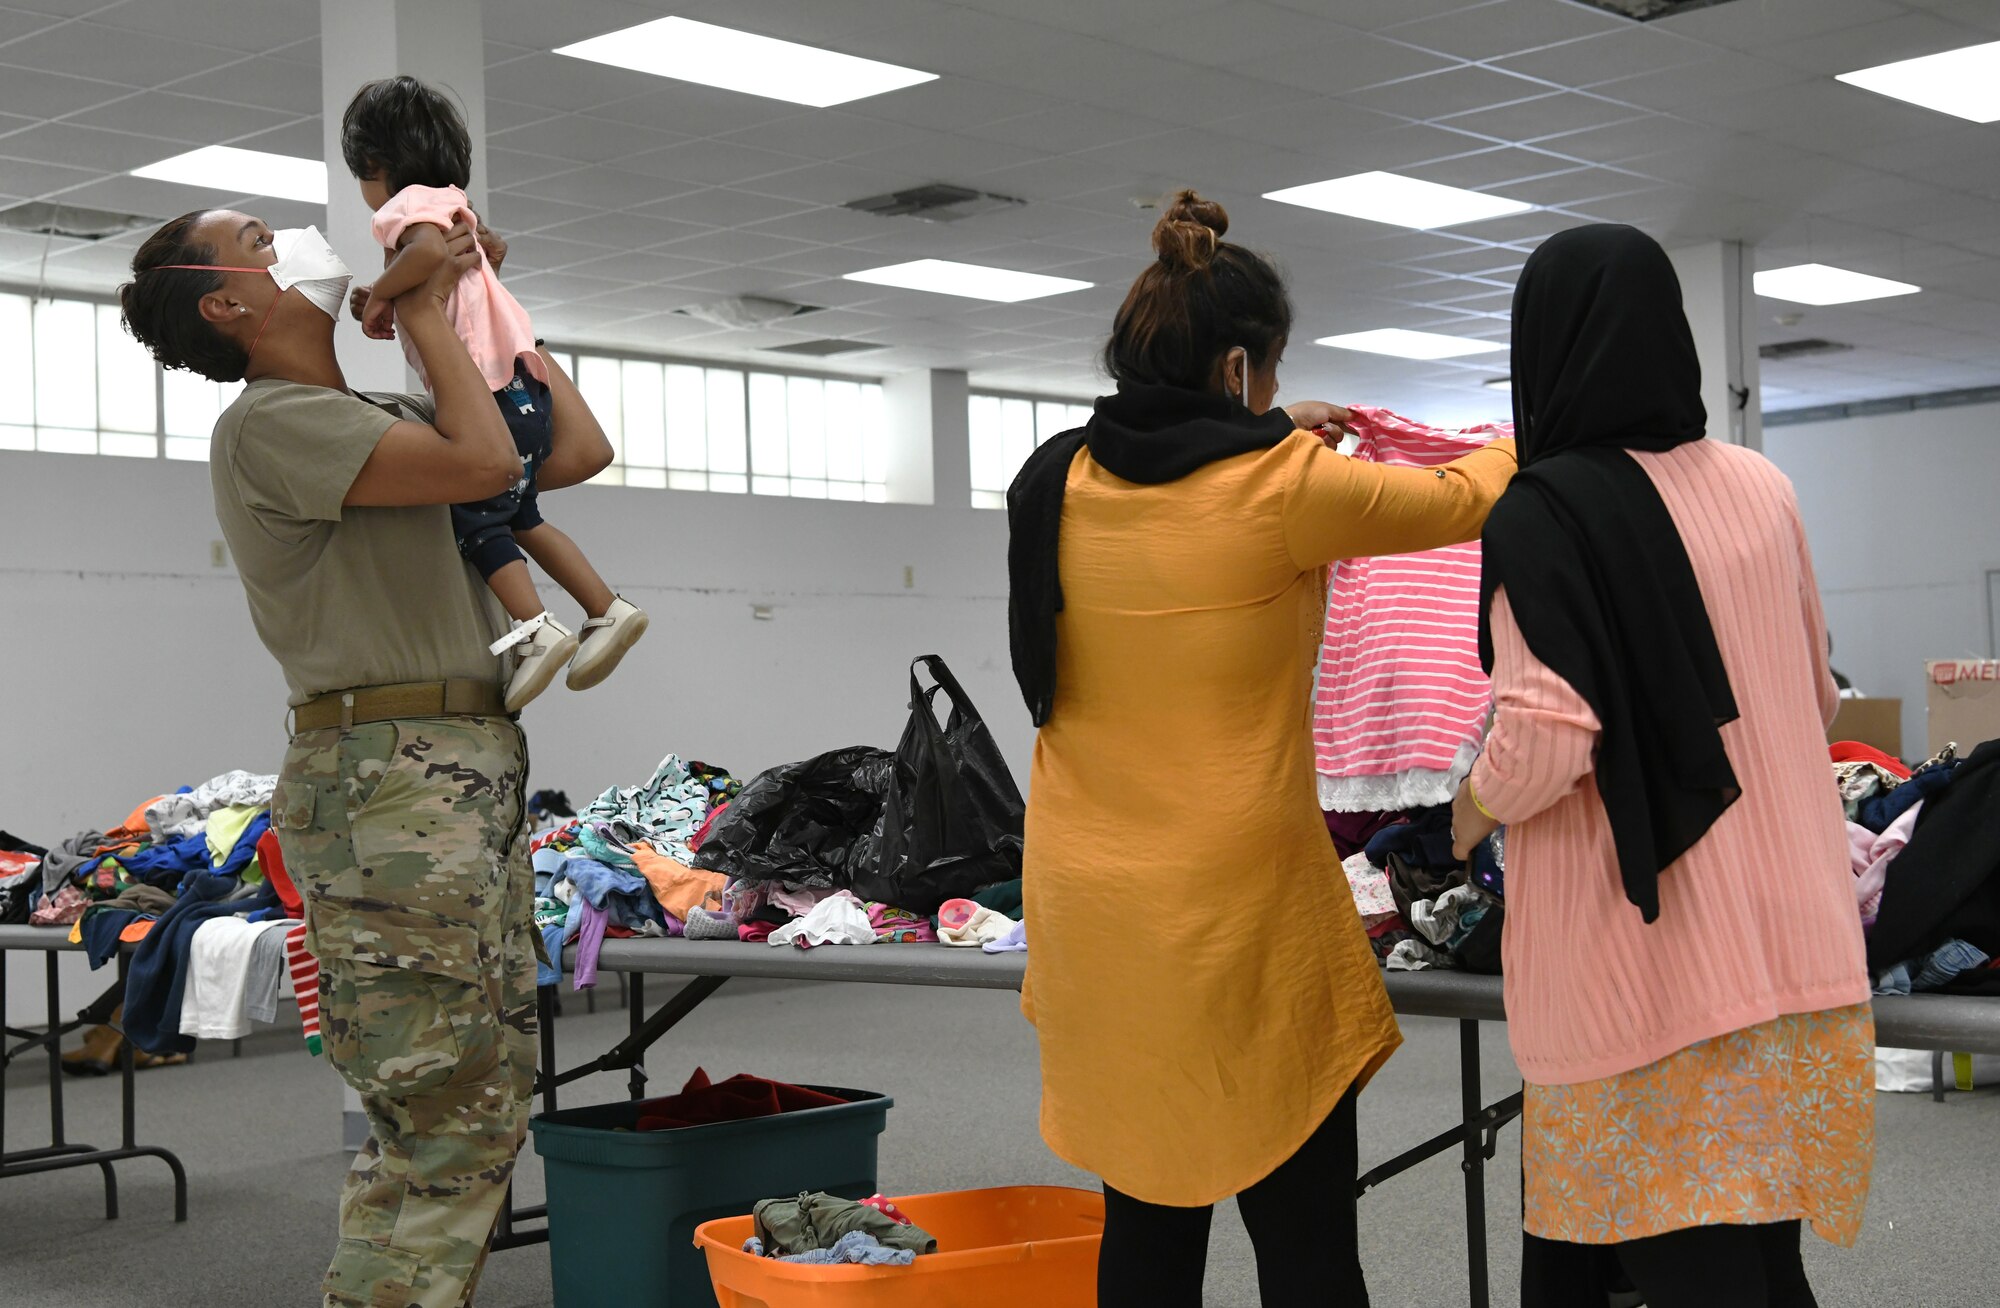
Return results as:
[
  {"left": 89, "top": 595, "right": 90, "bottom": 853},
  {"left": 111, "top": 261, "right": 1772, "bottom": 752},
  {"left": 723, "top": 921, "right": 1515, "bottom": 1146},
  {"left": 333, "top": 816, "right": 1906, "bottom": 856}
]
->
[
  {"left": 968, "top": 392, "right": 1094, "bottom": 509},
  {"left": 0, "top": 289, "right": 240, "bottom": 459},
  {"left": 0, "top": 288, "right": 892, "bottom": 506},
  {"left": 563, "top": 345, "right": 888, "bottom": 501}
]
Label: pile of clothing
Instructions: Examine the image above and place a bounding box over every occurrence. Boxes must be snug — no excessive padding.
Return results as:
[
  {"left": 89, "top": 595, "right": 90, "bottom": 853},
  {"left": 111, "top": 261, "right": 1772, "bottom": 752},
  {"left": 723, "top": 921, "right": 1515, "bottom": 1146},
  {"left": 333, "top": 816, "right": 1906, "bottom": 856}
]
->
[
  {"left": 11, "top": 770, "right": 323, "bottom": 1059},
  {"left": 743, "top": 1191, "right": 938, "bottom": 1267},
  {"left": 1836, "top": 738, "right": 2000, "bottom": 996},
  {"left": 538, "top": 749, "right": 1027, "bottom": 981},
  {"left": 1332, "top": 806, "right": 1504, "bottom": 974},
  {"left": 535, "top": 754, "right": 743, "bottom": 988}
]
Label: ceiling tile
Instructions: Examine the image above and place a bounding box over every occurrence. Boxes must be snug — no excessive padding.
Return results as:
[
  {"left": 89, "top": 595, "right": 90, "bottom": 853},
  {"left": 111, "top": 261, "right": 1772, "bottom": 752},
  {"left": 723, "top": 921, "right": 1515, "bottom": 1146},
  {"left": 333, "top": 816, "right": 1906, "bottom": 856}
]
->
[
  {"left": 483, "top": 51, "right": 669, "bottom": 113},
  {"left": 1659, "top": 0, "right": 1905, "bottom": 49},
  {"left": 733, "top": 160, "right": 933, "bottom": 207},
  {"left": 0, "top": 65, "right": 131, "bottom": 119},
  {"left": 544, "top": 210, "right": 708, "bottom": 250},
  {"left": 560, "top": 249, "right": 728, "bottom": 284},
  {"left": 713, "top": 111, "right": 927, "bottom": 164},
  {"left": 504, "top": 233, "right": 623, "bottom": 271},
  {"left": 229, "top": 119, "right": 322, "bottom": 159},
  {"left": 90, "top": 0, "right": 315, "bottom": 53},
  {"left": 183, "top": 54, "right": 322, "bottom": 115},
  {"left": 636, "top": 187, "right": 815, "bottom": 230},
  {"left": 491, "top": 115, "right": 685, "bottom": 165},
  {"left": 652, "top": 227, "right": 818, "bottom": 265},
  {"left": 735, "top": 206, "right": 888, "bottom": 246},
  {"left": 0, "top": 21, "right": 238, "bottom": 88},
  {"left": 0, "top": 120, "right": 187, "bottom": 171},
  {"left": 1590, "top": 49, "right": 1816, "bottom": 114},
  {"left": 1380, "top": 0, "right": 1627, "bottom": 63},
  {"left": 69, "top": 91, "right": 295, "bottom": 147},
  {"left": 484, "top": 191, "right": 596, "bottom": 235},
  {"left": 1340, "top": 63, "right": 1562, "bottom": 121},
  {"left": 512, "top": 165, "right": 694, "bottom": 212},
  {"left": 1493, "top": 24, "right": 1711, "bottom": 86},
  {"left": 1524, "top": 113, "right": 1711, "bottom": 165},
  {"left": 623, "top": 139, "right": 815, "bottom": 188}
]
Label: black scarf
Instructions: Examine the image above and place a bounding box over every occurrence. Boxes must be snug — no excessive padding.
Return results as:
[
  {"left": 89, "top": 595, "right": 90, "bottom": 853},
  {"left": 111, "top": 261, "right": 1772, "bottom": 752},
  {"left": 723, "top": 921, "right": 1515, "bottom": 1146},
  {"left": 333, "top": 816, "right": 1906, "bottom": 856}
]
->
[
  {"left": 1007, "top": 383, "right": 1293, "bottom": 726},
  {"left": 1479, "top": 224, "right": 1740, "bottom": 924}
]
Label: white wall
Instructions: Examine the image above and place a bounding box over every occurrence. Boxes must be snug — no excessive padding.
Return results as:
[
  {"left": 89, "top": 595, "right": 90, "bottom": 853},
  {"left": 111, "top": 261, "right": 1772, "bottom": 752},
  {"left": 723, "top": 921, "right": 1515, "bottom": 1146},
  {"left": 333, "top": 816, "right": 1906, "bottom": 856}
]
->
[
  {"left": 1766, "top": 401, "right": 2000, "bottom": 755},
  {"left": 1, "top": 445, "right": 1025, "bottom": 1022}
]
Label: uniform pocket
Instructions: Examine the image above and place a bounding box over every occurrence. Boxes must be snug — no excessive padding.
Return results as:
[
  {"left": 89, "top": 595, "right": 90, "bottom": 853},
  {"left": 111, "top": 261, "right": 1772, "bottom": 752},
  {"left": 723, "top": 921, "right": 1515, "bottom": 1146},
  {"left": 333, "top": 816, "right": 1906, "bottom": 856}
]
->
[{"left": 321, "top": 956, "right": 503, "bottom": 1102}]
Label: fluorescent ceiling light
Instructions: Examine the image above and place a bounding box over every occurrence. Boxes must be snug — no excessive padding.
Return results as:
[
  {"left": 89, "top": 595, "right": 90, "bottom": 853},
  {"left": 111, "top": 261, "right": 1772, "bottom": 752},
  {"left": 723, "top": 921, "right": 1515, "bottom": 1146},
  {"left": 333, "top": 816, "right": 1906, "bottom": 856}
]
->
[
  {"left": 555, "top": 16, "right": 937, "bottom": 108},
  {"left": 1318, "top": 329, "right": 1506, "bottom": 361},
  {"left": 1264, "top": 171, "right": 1533, "bottom": 230},
  {"left": 1753, "top": 263, "right": 1920, "bottom": 306},
  {"left": 1837, "top": 40, "right": 2000, "bottom": 123},
  {"left": 845, "top": 259, "right": 1091, "bottom": 303},
  {"left": 131, "top": 146, "right": 328, "bottom": 204},
  {"left": 1482, "top": 376, "right": 1513, "bottom": 392}
]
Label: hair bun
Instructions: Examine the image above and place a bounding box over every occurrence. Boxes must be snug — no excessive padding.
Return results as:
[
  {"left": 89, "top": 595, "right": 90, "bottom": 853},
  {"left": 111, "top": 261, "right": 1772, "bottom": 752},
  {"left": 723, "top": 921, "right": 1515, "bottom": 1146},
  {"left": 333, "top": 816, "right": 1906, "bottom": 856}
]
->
[{"left": 1152, "top": 189, "right": 1229, "bottom": 273}]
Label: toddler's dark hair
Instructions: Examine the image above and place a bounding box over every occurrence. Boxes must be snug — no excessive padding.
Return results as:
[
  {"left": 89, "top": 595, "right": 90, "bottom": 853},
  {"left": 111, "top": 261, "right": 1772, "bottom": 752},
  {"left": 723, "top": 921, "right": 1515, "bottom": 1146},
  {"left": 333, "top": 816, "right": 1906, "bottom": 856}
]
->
[{"left": 341, "top": 75, "right": 472, "bottom": 194}]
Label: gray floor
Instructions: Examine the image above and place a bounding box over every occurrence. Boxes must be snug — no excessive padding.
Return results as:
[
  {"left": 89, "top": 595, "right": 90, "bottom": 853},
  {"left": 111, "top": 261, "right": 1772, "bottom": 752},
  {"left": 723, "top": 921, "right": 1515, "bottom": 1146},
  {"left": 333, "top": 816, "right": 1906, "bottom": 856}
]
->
[{"left": 2, "top": 977, "right": 1995, "bottom": 1306}]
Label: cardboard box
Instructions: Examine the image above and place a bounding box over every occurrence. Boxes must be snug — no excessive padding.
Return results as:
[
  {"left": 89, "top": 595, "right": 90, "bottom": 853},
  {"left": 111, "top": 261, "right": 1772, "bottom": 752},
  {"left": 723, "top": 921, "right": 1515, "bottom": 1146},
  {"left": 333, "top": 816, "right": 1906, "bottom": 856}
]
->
[
  {"left": 1829, "top": 697, "right": 1903, "bottom": 759},
  {"left": 1926, "top": 660, "right": 2000, "bottom": 757}
]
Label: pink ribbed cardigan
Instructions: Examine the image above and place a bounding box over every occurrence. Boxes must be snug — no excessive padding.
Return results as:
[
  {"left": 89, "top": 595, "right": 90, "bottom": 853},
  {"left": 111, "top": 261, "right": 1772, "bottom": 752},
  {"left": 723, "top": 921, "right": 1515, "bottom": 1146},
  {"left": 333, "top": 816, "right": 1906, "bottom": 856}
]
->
[{"left": 1472, "top": 440, "right": 1871, "bottom": 1086}]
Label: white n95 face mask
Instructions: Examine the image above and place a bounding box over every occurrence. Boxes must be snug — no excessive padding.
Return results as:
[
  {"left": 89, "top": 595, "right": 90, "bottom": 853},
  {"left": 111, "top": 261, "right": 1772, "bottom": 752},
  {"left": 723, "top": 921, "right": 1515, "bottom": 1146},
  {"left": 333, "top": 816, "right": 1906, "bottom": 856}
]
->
[{"left": 268, "top": 226, "right": 353, "bottom": 320}]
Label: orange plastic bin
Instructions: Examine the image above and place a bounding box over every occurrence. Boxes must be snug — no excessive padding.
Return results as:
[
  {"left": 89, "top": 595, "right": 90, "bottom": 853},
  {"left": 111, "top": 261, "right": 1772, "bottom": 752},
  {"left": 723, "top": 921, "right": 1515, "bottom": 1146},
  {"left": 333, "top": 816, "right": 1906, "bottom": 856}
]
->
[{"left": 694, "top": 1185, "right": 1103, "bottom": 1308}]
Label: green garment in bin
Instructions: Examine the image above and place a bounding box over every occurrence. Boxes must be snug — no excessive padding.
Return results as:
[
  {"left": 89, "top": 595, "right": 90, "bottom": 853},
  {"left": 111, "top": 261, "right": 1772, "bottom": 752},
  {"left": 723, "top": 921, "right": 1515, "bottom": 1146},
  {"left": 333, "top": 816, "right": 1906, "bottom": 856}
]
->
[{"left": 753, "top": 1193, "right": 938, "bottom": 1257}]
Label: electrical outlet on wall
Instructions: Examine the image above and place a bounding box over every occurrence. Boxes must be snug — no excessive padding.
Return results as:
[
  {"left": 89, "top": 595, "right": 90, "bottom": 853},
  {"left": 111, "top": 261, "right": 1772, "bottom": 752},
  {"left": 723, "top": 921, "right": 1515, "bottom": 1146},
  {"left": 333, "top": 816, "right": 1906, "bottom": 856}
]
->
[
  {"left": 904, "top": 565, "right": 915, "bottom": 589},
  {"left": 210, "top": 540, "right": 229, "bottom": 569}
]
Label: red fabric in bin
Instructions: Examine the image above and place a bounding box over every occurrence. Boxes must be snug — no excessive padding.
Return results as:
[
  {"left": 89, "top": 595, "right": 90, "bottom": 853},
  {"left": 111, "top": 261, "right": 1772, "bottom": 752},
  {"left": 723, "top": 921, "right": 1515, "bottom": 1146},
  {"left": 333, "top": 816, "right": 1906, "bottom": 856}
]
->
[{"left": 635, "top": 1067, "right": 848, "bottom": 1132}]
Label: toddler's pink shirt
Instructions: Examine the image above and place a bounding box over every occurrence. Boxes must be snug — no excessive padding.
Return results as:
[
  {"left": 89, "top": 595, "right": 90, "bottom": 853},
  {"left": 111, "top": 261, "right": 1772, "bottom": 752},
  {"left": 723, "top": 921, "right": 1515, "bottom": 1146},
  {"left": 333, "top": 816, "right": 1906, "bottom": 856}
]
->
[{"left": 372, "top": 184, "right": 545, "bottom": 392}]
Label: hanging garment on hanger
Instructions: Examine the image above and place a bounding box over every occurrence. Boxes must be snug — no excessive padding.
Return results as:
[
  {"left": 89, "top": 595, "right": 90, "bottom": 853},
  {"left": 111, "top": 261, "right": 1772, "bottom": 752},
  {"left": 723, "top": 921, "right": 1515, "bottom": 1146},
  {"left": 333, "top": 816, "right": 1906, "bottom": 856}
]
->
[{"left": 1315, "top": 407, "right": 1512, "bottom": 813}]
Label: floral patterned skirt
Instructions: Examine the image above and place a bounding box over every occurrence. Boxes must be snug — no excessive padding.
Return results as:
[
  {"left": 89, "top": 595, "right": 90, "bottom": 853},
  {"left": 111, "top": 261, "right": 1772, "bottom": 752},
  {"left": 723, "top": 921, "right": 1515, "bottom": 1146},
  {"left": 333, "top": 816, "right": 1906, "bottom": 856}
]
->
[{"left": 1522, "top": 1004, "right": 1875, "bottom": 1246}]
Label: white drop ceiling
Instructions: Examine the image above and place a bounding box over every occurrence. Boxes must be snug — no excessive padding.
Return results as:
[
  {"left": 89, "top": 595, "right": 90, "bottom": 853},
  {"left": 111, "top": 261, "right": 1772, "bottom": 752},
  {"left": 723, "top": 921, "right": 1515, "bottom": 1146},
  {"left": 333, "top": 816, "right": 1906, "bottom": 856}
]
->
[{"left": 2, "top": 0, "right": 1999, "bottom": 423}]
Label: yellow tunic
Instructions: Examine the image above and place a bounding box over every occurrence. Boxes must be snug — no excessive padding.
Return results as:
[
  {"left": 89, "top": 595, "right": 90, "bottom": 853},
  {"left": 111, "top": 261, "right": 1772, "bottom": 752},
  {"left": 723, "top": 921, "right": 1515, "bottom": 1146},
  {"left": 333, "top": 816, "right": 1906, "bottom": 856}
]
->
[{"left": 1023, "top": 428, "right": 1518, "bottom": 1206}]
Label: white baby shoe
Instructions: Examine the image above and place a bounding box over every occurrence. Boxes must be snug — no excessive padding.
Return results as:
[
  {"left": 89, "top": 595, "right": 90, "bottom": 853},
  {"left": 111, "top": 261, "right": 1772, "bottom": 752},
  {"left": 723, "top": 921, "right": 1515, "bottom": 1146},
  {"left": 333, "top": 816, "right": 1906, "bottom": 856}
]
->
[
  {"left": 492, "top": 613, "right": 580, "bottom": 712},
  {"left": 566, "top": 595, "right": 649, "bottom": 691}
]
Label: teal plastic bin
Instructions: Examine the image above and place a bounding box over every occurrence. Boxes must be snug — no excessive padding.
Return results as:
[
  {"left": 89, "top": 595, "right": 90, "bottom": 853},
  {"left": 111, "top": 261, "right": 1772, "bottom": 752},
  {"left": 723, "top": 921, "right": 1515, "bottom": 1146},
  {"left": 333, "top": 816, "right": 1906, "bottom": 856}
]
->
[{"left": 529, "top": 1087, "right": 890, "bottom": 1308}]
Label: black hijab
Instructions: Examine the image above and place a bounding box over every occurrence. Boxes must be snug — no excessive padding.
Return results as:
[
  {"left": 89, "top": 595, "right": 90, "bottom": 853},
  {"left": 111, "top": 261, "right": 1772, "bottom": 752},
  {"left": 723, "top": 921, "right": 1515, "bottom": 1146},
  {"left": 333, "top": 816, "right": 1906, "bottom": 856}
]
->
[
  {"left": 1007, "top": 382, "right": 1293, "bottom": 726},
  {"left": 1479, "top": 223, "right": 1740, "bottom": 923}
]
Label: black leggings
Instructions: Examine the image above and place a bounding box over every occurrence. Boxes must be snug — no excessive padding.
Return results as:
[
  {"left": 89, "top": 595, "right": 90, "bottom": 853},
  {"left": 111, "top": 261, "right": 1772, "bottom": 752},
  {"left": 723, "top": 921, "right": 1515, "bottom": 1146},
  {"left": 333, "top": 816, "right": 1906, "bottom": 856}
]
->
[
  {"left": 1097, "top": 1088, "right": 1366, "bottom": 1308},
  {"left": 1523, "top": 1221, "right": 1815, "bottom": 1308}
]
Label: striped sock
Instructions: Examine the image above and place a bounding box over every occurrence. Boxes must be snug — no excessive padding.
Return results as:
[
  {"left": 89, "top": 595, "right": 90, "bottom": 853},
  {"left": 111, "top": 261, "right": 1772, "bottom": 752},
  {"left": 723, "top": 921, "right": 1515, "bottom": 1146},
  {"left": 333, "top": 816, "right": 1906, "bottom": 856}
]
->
[{"left": 284, "top": 921, "right": 322, "bottom": 1057}]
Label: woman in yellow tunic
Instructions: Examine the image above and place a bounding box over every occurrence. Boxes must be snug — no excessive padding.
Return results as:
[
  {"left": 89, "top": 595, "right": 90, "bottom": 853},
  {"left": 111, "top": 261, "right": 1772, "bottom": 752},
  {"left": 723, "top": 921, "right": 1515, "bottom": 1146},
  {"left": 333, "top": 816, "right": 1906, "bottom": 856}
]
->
[{"left": 1008, "top": 190, "right": 1517, "bottom": 1307}]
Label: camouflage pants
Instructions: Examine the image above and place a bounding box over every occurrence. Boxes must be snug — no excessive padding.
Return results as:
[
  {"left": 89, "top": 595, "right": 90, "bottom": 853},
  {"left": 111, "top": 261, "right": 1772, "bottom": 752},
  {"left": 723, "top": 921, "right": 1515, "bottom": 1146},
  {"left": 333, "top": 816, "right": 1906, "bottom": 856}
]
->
[{"left": 275, "top": 715, "right": 538, "bottom": 1308}]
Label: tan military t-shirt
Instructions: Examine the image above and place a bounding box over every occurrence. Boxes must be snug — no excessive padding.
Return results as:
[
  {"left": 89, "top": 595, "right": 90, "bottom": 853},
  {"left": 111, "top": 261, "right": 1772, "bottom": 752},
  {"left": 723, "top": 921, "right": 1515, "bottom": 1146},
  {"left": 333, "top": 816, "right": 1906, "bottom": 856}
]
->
[{"left": 211, "top": 379, "right": 507, "bottom": 707}]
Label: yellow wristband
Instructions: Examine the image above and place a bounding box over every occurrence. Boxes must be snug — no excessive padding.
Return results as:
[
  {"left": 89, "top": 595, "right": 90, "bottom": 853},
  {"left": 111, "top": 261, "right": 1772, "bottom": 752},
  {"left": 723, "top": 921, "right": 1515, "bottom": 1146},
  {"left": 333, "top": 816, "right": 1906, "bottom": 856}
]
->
[{"left": 1468, "top": 780, "right": 1497, "bottom": 822}]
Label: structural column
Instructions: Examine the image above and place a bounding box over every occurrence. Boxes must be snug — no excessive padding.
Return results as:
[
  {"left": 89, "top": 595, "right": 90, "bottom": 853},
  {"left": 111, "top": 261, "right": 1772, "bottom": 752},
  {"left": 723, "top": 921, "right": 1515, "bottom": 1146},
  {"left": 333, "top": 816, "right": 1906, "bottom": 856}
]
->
[
  {"left": 320, "top": 0, "right": 488, "bottom": 391},
  {"left": 318, "top": 0, "right": 490, "bottom": 1146},
  {"left": 883, "top": 368, "right": 969, "bottom": 507},
  {"left": 1668, "top": 241, "right": 1762, "bottom": 450}
]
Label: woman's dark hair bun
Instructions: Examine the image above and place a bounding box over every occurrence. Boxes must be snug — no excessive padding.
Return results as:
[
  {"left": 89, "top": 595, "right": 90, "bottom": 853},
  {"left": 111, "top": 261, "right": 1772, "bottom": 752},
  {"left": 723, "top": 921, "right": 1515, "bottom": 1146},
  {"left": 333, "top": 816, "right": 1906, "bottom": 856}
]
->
[{"left": 1152, "top": 189, "right": 1230, "bottom": 273}]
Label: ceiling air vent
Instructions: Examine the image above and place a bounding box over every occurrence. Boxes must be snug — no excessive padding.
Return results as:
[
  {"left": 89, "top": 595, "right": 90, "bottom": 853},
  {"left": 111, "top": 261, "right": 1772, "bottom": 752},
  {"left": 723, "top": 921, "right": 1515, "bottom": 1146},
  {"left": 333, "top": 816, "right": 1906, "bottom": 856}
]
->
[
  {"left": 1570, "top": 0, "right": 1742, "bottom": 19},
  {"left": 843, "top": 183, "right": 1025, "bottom": 224},
  {"left": 764, "top": 339, "right": 884, "bottom": 357},
  {"left": 672, "top": 296, "right": 821, "bottom": 330},
  {"left": 1759, "top": 338, "right": 1853, "bottom": 361},
  {"left": 0, "top": 202, "right": 157, "bottom": 241}
]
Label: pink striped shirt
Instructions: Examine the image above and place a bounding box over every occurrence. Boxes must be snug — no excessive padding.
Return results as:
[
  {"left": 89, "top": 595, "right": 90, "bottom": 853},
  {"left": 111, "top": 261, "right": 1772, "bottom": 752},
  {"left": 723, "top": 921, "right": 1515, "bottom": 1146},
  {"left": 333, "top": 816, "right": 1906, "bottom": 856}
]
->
[
  {"left": 1472, "top": 440, "right": 1870, "bottom": 1085},
  {"left": 1316, "top": 408, "right": 1511, "bottom": 810}
]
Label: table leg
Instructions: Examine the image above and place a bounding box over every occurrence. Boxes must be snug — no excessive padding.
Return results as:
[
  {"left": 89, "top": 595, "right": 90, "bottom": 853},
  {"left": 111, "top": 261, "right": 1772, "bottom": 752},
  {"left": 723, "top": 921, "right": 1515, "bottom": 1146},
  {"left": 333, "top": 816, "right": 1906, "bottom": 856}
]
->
[
  {"left": 1460, "top": 1020, "right": 1490, "bottom": 1308},
  {"left": 627, "top": 972, "right": 646, "bottom": 1100}
]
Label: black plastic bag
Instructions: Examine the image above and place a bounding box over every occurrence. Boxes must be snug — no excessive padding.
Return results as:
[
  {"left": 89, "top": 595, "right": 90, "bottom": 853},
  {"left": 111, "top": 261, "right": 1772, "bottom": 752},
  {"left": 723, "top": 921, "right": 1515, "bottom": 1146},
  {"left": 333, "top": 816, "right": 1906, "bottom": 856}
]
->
[
  {"left": 691, "top": 746, "right": 893, "bottom": 887},
  {"left": 849, "top": 655, "right": 1026, "bottom": 914}
]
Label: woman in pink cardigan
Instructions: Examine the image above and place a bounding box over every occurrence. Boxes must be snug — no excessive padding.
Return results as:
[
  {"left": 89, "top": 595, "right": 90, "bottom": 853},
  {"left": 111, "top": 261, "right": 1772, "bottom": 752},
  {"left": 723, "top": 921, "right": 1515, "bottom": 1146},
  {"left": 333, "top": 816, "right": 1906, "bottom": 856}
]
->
[{"left": 1450, "top": 225, "right": 1872, "bottom": 1308}]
